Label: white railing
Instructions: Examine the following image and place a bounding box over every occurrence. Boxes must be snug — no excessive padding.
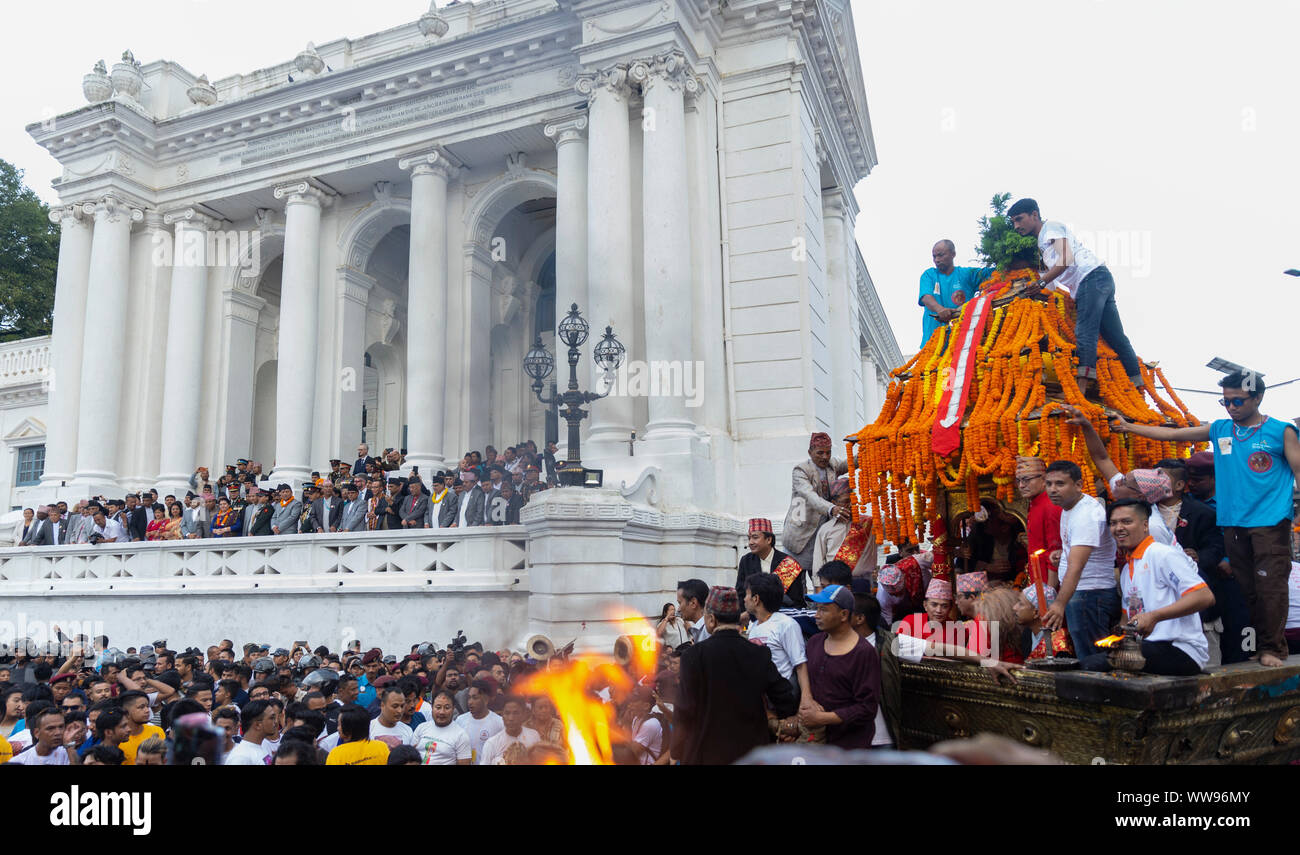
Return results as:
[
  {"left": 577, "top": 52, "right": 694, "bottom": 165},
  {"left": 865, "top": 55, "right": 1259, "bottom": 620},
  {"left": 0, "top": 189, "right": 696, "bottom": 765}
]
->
[
  {"left": 0, "top": 336, "right": 51, "bottom": 388},
  {"left": 0, "top": 526, "right": 529, "bottom": 595}
]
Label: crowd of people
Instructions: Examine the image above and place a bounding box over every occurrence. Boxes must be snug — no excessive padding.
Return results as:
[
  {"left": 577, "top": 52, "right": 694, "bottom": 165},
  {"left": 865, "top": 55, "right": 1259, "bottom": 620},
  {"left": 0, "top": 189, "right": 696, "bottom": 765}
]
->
[
  {"left": 2, "top": 374, "right": 1297, "bottom": 765},
  {"left": 13, "top": 441, "right": 561, "bottom": 545},
  {"left": 3, "top": 190, "right": 1298, "bottom": 763}
]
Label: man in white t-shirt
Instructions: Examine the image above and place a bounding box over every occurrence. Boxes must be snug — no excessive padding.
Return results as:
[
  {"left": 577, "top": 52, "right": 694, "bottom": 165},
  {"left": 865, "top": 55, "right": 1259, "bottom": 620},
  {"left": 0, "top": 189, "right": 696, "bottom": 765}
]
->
[
  {"left": 622, "top": 687, "right": 664, "bottom": 765},
  {"left": 9, "top": 707, "right": 73, "bottom": 765},
  {"left": 412, "top": 690, "right": 472, "bottom": 765},
  {"left": 224, "top": 699, "right": 279, "bottom": 765},
  {"left": 1009, "top": 198, "right": 1144, "bottom": 397},
  {"left": 1044, "top": 460, "right": 1120, "bottom": 657},
  {"left": 368, "top": 687, "right": 414, "bottom": 748},
  {"left": 742, "top": 573, "right": 810, "bottom": 705},
  {"left": 89, "top": 507, "right": 128, "bottom": 544},
  {"left": 453, "top": 682, "right": 504, "bottom": 764},
  {"left": 477, "top": 696, "right": 540, "bottom": 765},
  {"left": 1286, "top": 563, "right": 1300, "bottom": 654},
  {"left": 1082, "top": 499, "right": 1215, "bottom": 675}
]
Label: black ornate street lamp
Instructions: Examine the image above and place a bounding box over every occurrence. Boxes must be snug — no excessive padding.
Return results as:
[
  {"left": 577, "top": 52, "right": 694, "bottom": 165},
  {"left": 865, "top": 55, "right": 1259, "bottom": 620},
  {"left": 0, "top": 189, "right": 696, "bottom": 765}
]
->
[{"left": 524, "top": 303, "right": 625, "bottom": 487}]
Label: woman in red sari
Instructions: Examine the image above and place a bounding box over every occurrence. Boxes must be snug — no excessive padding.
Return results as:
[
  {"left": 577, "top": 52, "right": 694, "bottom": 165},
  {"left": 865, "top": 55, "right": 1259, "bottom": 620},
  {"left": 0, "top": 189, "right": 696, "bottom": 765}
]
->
[{"left": 145, "top": 506, "right": 169, "bottom": 541}]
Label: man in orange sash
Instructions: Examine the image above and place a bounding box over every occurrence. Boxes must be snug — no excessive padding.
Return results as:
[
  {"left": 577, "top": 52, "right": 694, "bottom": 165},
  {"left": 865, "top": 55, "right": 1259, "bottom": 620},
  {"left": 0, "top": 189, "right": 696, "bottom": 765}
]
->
[{"left": 737, "top": 518, "right": 808, "bottom": 617}]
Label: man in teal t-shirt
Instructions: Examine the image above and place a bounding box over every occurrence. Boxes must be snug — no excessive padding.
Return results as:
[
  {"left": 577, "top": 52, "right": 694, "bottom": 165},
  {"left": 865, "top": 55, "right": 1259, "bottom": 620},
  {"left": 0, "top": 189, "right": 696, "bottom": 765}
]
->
[
  {"left": 918, "top": 240, "right": 993, "bottom": 346},
  {"left": 1116, "top": 370, "right": 1300, "bottom": 666}
]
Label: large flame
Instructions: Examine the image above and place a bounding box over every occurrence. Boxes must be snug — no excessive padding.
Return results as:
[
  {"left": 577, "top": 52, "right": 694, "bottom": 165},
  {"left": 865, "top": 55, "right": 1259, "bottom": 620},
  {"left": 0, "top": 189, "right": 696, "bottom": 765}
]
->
[
  {"left": 1094, "top": 633, "right": 1126, "bottom": 649},
  {"left": 516, "top": 607, "right": 660, "bottom": 765}
]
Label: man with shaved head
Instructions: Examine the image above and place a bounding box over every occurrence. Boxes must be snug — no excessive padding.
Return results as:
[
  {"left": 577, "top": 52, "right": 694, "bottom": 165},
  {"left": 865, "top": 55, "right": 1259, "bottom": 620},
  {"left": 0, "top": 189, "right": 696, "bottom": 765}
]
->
[{"left": 917, "top": 240, "right": 992, "bottom": 346}]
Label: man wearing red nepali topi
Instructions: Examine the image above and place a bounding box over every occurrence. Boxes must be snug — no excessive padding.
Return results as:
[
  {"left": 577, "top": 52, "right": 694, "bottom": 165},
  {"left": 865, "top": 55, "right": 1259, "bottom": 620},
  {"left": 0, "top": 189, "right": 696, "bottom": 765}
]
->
[
  {"left": 782, "top": 432, "right": 848, "bottom": 580},
  {"left": 736, "top": 517, "right": 807, "bottom": 615}
]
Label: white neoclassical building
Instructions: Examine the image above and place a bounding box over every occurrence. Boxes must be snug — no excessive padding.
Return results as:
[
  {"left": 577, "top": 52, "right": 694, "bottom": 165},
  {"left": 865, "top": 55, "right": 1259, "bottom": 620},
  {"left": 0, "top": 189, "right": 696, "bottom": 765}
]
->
[{"left": 4, "top": 0, "right": 900, "bottom": 651}]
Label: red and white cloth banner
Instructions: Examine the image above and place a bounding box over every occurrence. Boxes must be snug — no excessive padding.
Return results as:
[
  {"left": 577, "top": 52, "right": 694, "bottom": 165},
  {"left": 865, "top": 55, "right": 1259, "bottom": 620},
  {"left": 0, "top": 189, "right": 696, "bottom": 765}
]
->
[{"left": 931, "top": 292, "right": 993, "bottom": 457}]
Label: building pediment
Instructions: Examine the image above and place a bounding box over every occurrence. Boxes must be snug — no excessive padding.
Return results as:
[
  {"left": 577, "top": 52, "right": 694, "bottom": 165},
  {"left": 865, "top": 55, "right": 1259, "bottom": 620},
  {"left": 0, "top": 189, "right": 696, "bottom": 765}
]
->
[{"left": 2, "top": 417, "right": 47, "bottom": 446}]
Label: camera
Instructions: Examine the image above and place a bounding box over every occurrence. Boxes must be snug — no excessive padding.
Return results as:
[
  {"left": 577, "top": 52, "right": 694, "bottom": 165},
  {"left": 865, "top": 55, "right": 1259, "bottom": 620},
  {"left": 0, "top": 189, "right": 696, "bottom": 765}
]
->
[
  {"left": 88, "top": 532, "right": 105, "bottom": 544},
  {"left": 448, "top": 630, "right": 467, "bottom": 655}
]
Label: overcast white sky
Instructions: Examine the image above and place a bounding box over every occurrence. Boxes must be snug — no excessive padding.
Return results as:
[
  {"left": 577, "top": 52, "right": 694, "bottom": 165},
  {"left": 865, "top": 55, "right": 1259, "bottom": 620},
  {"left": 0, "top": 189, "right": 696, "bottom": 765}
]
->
[
  {"left": 853, "top": 0, "right": 1300, "bottom": 423},
  {"left": 4, "top": 0, "right": 1297, "bottom": 422}
]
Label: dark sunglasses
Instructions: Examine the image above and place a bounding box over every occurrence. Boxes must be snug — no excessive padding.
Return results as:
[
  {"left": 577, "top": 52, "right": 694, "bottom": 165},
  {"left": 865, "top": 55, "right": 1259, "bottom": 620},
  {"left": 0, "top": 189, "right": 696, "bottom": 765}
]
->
[{"left": 1218, "top": 396, "right": 1255, "bottom": 408}]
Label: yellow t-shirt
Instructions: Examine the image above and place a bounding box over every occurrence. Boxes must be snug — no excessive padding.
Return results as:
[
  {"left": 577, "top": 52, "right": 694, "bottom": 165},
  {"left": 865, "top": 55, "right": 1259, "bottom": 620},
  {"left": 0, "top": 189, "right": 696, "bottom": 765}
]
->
[
  {"left": 0, "top": 734, "right": 11, "bottom": 764},
  {"left": 326, "top": 739, "right": 390, "bottom": 766},
  {"left": 120, "top": 724, "right": 165, "bottom": 765}
]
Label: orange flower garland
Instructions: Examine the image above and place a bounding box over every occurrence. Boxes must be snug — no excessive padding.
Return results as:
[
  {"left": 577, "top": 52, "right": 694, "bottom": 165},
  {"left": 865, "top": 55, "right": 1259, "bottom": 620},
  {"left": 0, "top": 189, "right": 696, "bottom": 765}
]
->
[{"left": 848, "top": 278, "right": 1206, "bottom": 550}]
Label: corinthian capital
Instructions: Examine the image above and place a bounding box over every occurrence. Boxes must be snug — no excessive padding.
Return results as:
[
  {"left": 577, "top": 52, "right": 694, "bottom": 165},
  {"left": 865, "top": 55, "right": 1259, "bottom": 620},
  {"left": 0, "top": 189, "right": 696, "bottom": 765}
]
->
[
  {"left": 629, "top": 51, "right": 699, "bottom": 96},
  {"left": 88, "top": 195, "right": 146, "bottom": 225},
  {"left": 48, "top": 204, "right": 87, "bottom": 226},
  {"left": 575, "top": 63, "right": 634, "bottom": 103}
]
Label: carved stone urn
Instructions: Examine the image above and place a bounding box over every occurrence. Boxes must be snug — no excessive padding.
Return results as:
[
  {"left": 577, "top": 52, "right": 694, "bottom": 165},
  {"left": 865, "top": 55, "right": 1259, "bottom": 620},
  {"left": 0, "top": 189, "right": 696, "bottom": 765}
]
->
[
  {"left": 111, "top": 50, "right": 143, "bottom": 100},
  {"left": 83, "top": 60, "right": 113, "bottom": 103},
  {"left": 294, "top": 42, "right": 325, "bottom": 77},
  {"left": 419, "top": 2, "right": 450, "bottom": 39},
  {"left": 187, "top": 74, "right": 218, "bottom": 107}
]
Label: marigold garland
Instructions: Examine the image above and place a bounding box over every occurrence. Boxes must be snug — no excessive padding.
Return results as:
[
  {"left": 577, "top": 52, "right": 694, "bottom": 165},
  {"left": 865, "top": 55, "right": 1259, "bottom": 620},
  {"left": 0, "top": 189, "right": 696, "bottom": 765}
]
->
[{"left": 849, "top": 277, "right": 1206, "bottom": 548}]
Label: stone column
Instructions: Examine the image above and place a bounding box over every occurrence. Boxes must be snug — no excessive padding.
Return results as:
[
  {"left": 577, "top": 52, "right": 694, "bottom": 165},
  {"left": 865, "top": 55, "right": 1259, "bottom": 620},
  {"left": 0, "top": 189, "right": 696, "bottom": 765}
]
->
[
  {"left": 399, "top": 150, "right": 454, "bottom": 474},
  {"left": 543, "top": 114, "right": 589, "bottom": 341},
  {"left": 40, "top": 203, "right": 94, "bottom": 487},
  {"left": 155, "top": 209, "right": 219, "bottom": 493},
  {"left": 823, "top": 190, "right": 857, "bottom": 441},
  {"left": 578, "top": 65, "right": 636, "bottom": 452},
  {"left": 861, "top": 352, "right": 880, "bottom": 421},
  {"left": 337, "top": 266, "right": 376, "bottom": 457},
  {"left": 633, "top": 52, "right": 698, "bottom": 439},
  {"left": 269, "top": 180, "right": 332, "bottom": 485},
  {"left": 73, "top": 195, "right": 142, "bottom": 486}
]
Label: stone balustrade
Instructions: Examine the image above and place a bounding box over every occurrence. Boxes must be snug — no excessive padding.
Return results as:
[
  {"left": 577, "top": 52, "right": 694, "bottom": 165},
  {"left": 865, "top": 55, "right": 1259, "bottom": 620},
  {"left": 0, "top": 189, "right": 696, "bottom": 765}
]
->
[
  {"left": 0, "top": 336, "right": 51, "bottom": 389},
  {"left": 0, "top": 525, "right": 528, "bottom": 593},
  {"left": 0, "top": 527, "right": 531, "bottom": 650}
]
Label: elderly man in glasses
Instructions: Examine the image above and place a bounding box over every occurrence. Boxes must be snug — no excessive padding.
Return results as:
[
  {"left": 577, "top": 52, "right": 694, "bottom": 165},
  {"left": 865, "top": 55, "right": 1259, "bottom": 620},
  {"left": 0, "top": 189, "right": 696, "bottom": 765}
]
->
[
  {"left": 1114, "top": 369, "right": 1300, "bottom": 668},
  {"left": 1016, "top": 456, "right": 1062, "bottom": 586}
]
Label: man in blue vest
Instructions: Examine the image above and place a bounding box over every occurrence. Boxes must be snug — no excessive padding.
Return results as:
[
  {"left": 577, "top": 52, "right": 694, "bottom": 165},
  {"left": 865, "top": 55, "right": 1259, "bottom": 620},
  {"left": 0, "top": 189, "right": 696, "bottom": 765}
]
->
[
  {"left": 917, "top": 240, "right": 992, "bottom": 346},
  {"left": 1116, "top": 370, "right": 1300, "bottom": 666}
]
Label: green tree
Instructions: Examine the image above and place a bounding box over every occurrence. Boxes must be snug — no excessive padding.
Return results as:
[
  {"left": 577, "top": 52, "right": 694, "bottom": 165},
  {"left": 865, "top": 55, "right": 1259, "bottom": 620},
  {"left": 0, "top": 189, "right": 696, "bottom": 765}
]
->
[
  {"left": 975, "top": 192, "right": 1040, "bottom": 271},
  {"left": 0, "top": 159, "right": 58, "bottom": 341}
]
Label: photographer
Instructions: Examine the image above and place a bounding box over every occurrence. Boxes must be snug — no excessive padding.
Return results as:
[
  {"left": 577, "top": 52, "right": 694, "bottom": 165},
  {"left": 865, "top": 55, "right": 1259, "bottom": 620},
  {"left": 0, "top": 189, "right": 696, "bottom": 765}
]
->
[{"left": 87, "top": 505, "right": 127, "bottom": 544}]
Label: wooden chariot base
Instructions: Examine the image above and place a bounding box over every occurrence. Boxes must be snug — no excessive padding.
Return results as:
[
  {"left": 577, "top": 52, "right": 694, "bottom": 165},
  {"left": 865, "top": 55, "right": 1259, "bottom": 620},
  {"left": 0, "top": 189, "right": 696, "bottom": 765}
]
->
[{"left": 898, "top": 658, "right": 1300, "bottom": 765}]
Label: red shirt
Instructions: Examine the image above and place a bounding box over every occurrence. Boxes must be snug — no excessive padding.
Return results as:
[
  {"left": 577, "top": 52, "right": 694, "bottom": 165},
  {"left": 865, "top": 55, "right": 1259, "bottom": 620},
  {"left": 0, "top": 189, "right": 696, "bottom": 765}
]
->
[
  {"left": 897, "top": 613, "right": 938, "bottom": 641},
  {"left": 1027, "top": 491, "right": 1063, "bottom": 557}
]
